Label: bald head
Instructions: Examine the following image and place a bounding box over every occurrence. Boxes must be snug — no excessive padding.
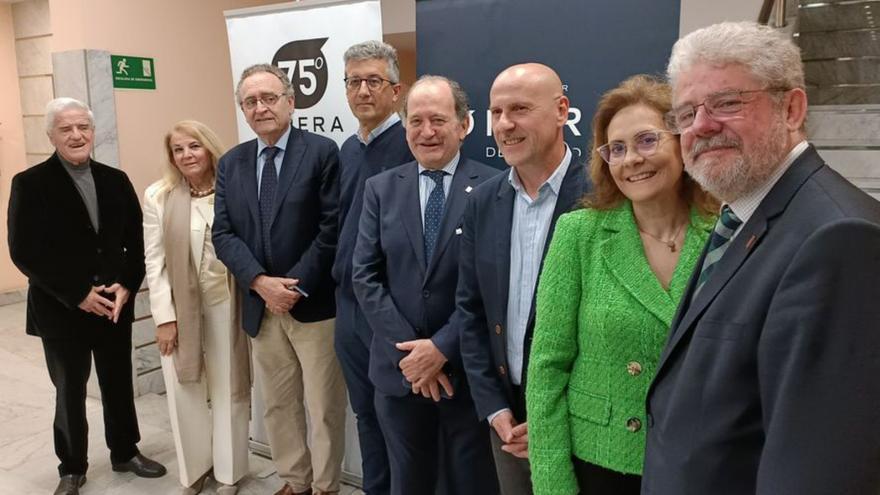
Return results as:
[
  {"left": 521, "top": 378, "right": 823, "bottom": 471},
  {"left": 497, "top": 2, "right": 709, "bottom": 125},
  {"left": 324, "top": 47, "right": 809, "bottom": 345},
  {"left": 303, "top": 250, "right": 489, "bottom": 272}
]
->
[
  {"left": 492, "top": 63, "right": 564, "bottom": 97},
  {"left": 489, "top": 63, "right": 569, "bottom": 170}
]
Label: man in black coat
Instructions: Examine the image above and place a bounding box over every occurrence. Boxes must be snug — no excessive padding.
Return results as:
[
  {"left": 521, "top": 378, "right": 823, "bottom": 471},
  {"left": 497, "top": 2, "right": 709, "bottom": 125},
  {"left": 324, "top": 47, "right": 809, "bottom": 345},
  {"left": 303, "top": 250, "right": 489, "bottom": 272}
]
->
[{"left": 7, "top": 97, "right": 165, "bottom": 495}]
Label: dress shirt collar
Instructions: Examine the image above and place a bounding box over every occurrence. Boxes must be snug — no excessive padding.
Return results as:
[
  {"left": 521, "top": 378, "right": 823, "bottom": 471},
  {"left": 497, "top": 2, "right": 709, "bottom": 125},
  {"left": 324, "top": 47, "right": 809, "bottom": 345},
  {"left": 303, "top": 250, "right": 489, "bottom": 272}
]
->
[
  {"left": 417, "top": 152, "right": 460, "bottom": 177},
  {"left": 257, "top": 125, "right": 292, "bottom": 157},
  {"left": 357, "top": 112, "right": 401, "bottom": 146},
  {"left": 727, "top": 140, "right": 809, "bottom": 226},
  {"left": 508, "top": 145, "right": 572, "bottom": 197}
]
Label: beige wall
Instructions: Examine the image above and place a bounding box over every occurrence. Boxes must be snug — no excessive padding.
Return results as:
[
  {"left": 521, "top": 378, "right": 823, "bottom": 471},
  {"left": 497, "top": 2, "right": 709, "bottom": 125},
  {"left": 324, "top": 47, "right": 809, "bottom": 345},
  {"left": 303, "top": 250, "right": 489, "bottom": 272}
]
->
[
  {"left": 49, "top": 0, "right": 270, "bottom": 206},
  {"left": 0, "top": 4, "right": 29, "bottom": 292},
  {"left": 679, "top": 0, "right": 766, "bottom": 36}
]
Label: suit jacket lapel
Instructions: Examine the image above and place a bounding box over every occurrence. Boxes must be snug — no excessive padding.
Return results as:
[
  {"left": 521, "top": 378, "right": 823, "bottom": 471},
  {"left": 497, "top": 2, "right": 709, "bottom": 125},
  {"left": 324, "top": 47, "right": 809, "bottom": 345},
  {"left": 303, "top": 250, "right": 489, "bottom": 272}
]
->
[
  {"left": 399, "top": 164, "right": 427, "bottom": 271},
  {"left": 425, "top": 159, "right": 478, "bottom": 278},
  {"left": 657, "top": 146, "right": 825, "bottom": 372},
  {"left": 50, "top": 155, "right": 98, "bottom": 235},
  {"left": 240, "top": 140, "right": 260, "bottom": 226},
  {"left": 494, "top": 178, "right": 515, "bottom": 326},
  {"left": 272, "top": 127, "right": 306, "bottom": 222},
  {"left": 600, "top": 205, "right": 678, "bottom": 327}
]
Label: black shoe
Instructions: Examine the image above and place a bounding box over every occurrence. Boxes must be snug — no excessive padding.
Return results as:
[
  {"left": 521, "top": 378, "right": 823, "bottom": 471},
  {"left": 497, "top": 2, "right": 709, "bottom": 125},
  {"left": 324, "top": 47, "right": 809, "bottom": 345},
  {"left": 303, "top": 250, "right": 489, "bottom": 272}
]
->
[
  {"left": 54, "top": 474, "right": 86, "bottom": 495},
  {"left": 112, "top": 453, "right": 167, "bottom": 478}
]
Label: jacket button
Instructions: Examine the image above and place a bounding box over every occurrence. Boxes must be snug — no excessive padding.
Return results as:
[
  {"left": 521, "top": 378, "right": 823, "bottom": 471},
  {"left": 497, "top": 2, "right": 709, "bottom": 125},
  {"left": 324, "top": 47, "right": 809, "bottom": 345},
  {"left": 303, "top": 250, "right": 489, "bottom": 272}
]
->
[
  {"left": 647, "top": 413, "right": 654, "bottom": 428},
  {"left": 92, "top": 275, "right": 100, "bottom": 283},
  {"left": 422, "top": 290, "right": 430, "bottom": 298},
  {"left": 626, "top": 361, "right": 643, "bottom": 376},
  {"left": 96, "top": 248, "right": 102, "bottom": 254},
  {"left": 495, "top": 324, "right": 502, "bottom": 335},
  {"left": 626, "top": 417, "right": 642, "bottom": 433},
  {"left": 498, "top": 365, "right": 506, "bottom": 376}
]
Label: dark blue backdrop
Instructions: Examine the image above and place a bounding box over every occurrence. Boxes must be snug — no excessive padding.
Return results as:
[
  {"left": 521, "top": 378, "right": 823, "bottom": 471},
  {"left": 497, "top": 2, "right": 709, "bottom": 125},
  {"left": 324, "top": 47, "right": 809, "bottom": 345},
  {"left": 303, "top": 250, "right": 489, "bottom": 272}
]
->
[{"left": 416, "top": 0, "right": 681, "bottom": 169}]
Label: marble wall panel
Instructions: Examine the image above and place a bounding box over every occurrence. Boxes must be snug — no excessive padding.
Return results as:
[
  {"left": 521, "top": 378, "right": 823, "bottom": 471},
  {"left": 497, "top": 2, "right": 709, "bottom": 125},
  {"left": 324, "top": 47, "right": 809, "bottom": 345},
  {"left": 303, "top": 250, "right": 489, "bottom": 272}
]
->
[
  {"left": 86, "top": 50, "right": 119, "bottom": 167},
  {"left": 17, "top": 75, "right": 53, "bottom": 115},
  {"left": 21, "top": 115, "right": 51, "bottom": 154},
  {"left": 807, "top": 106, "right": 880, "bottom": 146},
  {"left": 51, "top": 50, "right": 88, "bottom": 102},
  {"left": 11, "top": 0, "right": 50, "bottom": 39},
  {"left": 133, "top": 317, "right": 156, "bottom": 348},
  {"left": 14, "top": 35, "right": 51, "bottom": 77}
]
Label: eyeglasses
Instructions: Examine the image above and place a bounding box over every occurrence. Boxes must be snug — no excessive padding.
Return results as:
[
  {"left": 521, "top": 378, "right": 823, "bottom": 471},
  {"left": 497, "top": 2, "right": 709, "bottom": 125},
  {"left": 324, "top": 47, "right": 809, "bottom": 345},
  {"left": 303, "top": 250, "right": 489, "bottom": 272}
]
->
[
  {"left": 665, "top": 88, "right": 788, "bottom": 133},
  {"left": 240, "top": 93, "right": 286, "bottom": 110},
  {"left": 597, "top": 130, "right": 675, "bottom": 166},
  {"left": 344, "top": 76, "right": 396, "bottom": 92}
]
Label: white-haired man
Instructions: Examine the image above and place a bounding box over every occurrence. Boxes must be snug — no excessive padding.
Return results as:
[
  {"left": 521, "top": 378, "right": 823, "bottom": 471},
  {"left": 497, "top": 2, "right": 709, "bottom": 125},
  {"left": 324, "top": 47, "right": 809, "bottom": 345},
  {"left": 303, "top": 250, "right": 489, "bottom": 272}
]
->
[
  {"left": 642, "top": 22, "right": 880, "bottom": 495},
  {"left": 8, "top": 97, "right": 166, "bottom": 495}
]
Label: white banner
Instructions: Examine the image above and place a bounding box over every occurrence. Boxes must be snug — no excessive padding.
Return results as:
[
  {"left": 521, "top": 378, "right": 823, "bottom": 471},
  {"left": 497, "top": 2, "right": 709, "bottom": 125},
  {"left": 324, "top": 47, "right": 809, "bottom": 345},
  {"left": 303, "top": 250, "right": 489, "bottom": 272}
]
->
[{"left": 225, "top": 0, "right": 383, "bottom": 147}]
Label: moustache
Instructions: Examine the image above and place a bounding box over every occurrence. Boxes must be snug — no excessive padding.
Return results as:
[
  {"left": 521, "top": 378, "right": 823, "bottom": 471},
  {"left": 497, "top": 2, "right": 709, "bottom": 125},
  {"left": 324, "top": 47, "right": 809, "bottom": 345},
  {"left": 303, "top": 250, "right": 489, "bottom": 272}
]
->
[{"left": 691, "top": 135, "right": 741, "bottom": 158}]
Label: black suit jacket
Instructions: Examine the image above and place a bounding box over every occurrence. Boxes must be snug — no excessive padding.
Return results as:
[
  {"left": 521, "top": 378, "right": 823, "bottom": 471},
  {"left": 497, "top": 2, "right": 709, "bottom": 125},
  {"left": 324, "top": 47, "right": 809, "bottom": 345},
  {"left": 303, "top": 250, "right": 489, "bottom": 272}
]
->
[
  {"left": 213, "top": 126, "right": 340, "bottom": 336},
  {"left": 7, "top": 154, "right": 145, "bottom": 338},
  {"left": 642, "top": 146, "right": 880, "bottom": 495},
  {"left": 352, "top": 158, "right": 499, "bottom": 397},
  {"left": 458, "top": 159, "right": 590, "bottom": 419}
]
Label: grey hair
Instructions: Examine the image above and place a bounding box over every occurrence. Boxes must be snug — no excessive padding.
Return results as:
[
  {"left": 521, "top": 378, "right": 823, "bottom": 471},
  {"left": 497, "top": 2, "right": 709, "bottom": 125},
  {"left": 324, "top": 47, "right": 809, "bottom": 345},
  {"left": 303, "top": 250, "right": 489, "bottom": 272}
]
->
[
  {"left": 402, "top": 75, "right": 470, "bottom": 124},
  {"left": 343, "top": 40, "right": 400, "bottom": 83},
  {"left": 667, "top": 21, "right": 804, "bottom": 92},
  {"left": 45, "top": 97, "right": 94, "bottom": 132},
  {"left": 235, "top": 63, "right": 293, "bottom": 103}
]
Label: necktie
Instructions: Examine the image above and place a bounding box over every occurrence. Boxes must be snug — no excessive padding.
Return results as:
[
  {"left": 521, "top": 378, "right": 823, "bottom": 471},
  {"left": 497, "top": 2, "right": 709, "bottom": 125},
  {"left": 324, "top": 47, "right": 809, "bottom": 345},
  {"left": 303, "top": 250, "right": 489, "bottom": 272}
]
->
[
  {"left": 422, "top": 170, "right": 447, "bottom": 264},
  {"left": 260, "top": 146, "right": 279, "bottom": 271},
  {"left": 694, "top": 205, "right": 742, "bottom": 297}
]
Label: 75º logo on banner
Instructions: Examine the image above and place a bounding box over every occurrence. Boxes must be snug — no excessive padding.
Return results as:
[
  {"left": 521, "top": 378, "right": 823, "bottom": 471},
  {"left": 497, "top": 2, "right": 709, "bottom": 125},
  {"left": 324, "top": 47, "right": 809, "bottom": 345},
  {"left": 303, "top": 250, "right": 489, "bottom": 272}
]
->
[{"left": 272, "top": 37, "right": 329, "bottom": 110}]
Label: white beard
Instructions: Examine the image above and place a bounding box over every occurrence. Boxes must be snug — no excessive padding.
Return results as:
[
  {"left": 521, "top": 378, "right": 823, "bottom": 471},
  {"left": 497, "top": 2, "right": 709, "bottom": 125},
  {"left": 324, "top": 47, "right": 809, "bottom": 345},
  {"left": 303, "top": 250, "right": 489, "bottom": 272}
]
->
[{"left": 685, "top": 115, "right": 789, "bottom": 203}]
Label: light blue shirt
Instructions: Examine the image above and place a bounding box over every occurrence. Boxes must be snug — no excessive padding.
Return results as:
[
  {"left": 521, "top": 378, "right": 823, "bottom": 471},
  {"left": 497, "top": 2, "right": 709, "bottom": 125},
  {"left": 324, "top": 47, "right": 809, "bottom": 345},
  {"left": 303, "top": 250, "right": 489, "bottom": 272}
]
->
[
  {"left": 357, "top": 112, "right": 401, "bottom": 146},
  {"left": 505, "top": 146, "right": 572, "bottom": 385},
  {"left": 255, "top": 125, "right": 292, "bottom": 198},
  {"left": 417, "top": 153, "right": 460, "bottom": 228}
]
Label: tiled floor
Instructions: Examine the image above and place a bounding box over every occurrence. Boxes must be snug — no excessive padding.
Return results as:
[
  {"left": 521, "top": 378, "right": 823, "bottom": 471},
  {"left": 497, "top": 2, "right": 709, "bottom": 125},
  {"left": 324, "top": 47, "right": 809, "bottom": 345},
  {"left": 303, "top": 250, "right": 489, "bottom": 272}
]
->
[{"left": 0, "top": 301, "right": 363, "bottom": 495}]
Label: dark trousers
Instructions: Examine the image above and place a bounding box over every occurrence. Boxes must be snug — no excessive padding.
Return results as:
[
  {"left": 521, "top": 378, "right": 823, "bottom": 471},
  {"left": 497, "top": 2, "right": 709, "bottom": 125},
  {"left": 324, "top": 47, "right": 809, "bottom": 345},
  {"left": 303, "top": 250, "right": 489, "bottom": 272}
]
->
[
  {"left": 42, "top": 333, "right": 140, "bottom": 476},
  {"left": 334, "top": 292, "right": 390, "bottom": 495},
  {"left": 374, "top": 389, "right": 498, "bottom": 495},
  {"left": 573, "top": 456, "right": 641, "bottom": 495}
]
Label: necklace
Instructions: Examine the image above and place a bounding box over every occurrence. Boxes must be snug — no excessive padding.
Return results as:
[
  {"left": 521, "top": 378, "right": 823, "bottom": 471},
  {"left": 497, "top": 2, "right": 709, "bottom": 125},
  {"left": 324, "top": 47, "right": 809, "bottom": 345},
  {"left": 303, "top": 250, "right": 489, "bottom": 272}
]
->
[
  {"left": 189, "top": 185, "right": 214, "bottom": 198},
  {"left": 637, "top": 220, "right": 687, "bottom": 252}
]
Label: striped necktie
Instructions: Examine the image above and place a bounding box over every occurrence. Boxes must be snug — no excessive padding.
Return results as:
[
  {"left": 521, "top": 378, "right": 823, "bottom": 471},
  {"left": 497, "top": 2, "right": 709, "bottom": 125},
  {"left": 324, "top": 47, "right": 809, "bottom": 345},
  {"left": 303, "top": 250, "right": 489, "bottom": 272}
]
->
[
  {"left": 422, "top": 169, "right": 447, "bottom": 265},
  {"left": 694, "top": 205, "right": 742, "bottom": 297}
]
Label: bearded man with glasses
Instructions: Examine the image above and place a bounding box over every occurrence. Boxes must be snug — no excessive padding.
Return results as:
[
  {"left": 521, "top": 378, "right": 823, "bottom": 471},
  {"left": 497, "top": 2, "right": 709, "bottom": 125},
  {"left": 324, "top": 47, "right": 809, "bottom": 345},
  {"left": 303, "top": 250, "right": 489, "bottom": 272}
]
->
[
  {"left": 213, "top": 63, "right": 346, "bottom": 495},
  {"left": 641, "top": 22, "right": 880, "bottom": 495}
]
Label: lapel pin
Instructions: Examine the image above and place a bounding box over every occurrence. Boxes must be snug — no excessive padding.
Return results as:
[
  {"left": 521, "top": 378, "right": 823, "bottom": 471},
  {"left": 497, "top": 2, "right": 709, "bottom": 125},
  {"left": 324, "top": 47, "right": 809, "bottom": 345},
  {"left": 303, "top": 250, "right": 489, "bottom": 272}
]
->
[
  {"left": 746, "top": 234, "right": 757, "bottom": 250},
  {"left": 455, "top": 227, "right": 463, "bottom": 235},
  {"left": 465, "top": 185, "right": 473, "bottom": 193}
]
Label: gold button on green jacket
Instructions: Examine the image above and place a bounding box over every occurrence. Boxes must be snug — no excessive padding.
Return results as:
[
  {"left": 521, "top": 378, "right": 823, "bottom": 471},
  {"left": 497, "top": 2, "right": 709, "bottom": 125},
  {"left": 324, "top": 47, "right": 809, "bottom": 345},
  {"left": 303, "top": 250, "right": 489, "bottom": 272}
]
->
[{"left": 526, "top": 202, "right": 714, "bottom": 495}]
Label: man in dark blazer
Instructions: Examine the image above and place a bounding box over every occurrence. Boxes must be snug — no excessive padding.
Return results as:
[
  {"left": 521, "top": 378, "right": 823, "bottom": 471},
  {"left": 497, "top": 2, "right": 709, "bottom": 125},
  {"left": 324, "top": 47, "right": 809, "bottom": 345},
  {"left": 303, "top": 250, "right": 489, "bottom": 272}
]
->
[
  {"left": 458, "top": 63, "right": 590, "bottom": 495},
  {"left": 642, "top": 22, "right": 880, "bottom": 495},
  {"left": 7, "top": 97, "right": 165, "bottom": 495},
  {"left": 352, "top": 76, "right": 499, "bottom": 495},
  {"left": 332, "top": 40, "right": 413, "bottom": 495},
  {"left": 212, "top": 64, "right": 346, "bottom": 495}
]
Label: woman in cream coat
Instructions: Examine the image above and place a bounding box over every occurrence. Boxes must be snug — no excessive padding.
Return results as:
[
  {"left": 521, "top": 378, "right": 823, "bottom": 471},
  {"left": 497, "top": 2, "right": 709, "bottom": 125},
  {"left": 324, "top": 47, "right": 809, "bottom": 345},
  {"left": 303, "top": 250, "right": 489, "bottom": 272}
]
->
[{"left": 143, "top": 120, "right": 250, "bottom": 495}]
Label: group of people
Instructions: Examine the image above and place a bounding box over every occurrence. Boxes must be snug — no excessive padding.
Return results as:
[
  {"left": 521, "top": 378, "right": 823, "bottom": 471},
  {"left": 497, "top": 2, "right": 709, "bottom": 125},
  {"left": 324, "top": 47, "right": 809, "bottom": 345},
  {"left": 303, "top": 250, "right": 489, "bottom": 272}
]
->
[{"left": 8, "top": 20, "right": 880, "bottom": 495}]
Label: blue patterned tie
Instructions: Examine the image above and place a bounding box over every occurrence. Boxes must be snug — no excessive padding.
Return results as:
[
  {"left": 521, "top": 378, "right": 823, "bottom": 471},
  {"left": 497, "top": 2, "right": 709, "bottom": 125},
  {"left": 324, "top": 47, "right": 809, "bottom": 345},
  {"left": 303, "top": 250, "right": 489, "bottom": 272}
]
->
[
  {"left": 422, "top": 170, "right": 447, "bottom": 265},
  {"left": 260, "top": 146, "right": 279, "bottom": 271},
  {"left": 694, "top": 205, "right": 742, "bottom": 297}
]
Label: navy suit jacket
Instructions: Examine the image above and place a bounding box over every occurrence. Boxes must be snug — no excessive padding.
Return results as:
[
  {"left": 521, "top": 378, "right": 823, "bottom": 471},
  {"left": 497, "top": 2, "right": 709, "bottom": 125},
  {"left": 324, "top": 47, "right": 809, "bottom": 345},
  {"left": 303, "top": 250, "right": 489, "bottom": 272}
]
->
[
  {"left": 642, "top": 145, "right": 880, "bottom": 495},
  {"left": 458, "top": 159, "right": 590, "bottom": 419},
  {"left": 352, "top": 158, "right": 499, "bottom": 397},
  {"left": 213, "top": 126, "right": 339, "bottom": 336}
]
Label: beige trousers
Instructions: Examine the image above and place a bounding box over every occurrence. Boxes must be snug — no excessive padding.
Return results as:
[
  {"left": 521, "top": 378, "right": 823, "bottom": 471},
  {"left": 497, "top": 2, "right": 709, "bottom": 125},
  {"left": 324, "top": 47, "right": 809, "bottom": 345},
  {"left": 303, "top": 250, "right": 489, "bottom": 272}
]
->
[
  {"left": 252, "top": 312, "right": 347, "bottom": 493},
  {"left": 160, "top": 299, "right": 250, "bottom": 487}
]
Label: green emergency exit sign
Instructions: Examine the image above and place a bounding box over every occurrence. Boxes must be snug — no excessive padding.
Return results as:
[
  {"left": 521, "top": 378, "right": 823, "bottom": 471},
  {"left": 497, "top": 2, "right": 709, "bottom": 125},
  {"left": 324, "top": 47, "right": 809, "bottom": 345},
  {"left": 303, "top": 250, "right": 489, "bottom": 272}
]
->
[{"left": 111, "top": 55, "right": 156, "bottom": 90}]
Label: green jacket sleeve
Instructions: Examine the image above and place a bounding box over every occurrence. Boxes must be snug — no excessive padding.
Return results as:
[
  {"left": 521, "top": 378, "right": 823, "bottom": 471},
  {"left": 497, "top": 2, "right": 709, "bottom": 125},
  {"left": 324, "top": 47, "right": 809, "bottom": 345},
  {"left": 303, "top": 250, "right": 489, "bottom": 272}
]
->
[{"left": 527, "top": 211, "right": 585, "bottom": 495}]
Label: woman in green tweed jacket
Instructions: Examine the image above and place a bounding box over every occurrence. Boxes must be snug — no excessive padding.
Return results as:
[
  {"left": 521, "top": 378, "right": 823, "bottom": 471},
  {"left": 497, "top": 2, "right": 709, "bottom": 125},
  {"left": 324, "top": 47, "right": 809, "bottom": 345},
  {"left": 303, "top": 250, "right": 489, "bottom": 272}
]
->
[{"left": 526, "top": 75, "right": 718, "bottom": 495}]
